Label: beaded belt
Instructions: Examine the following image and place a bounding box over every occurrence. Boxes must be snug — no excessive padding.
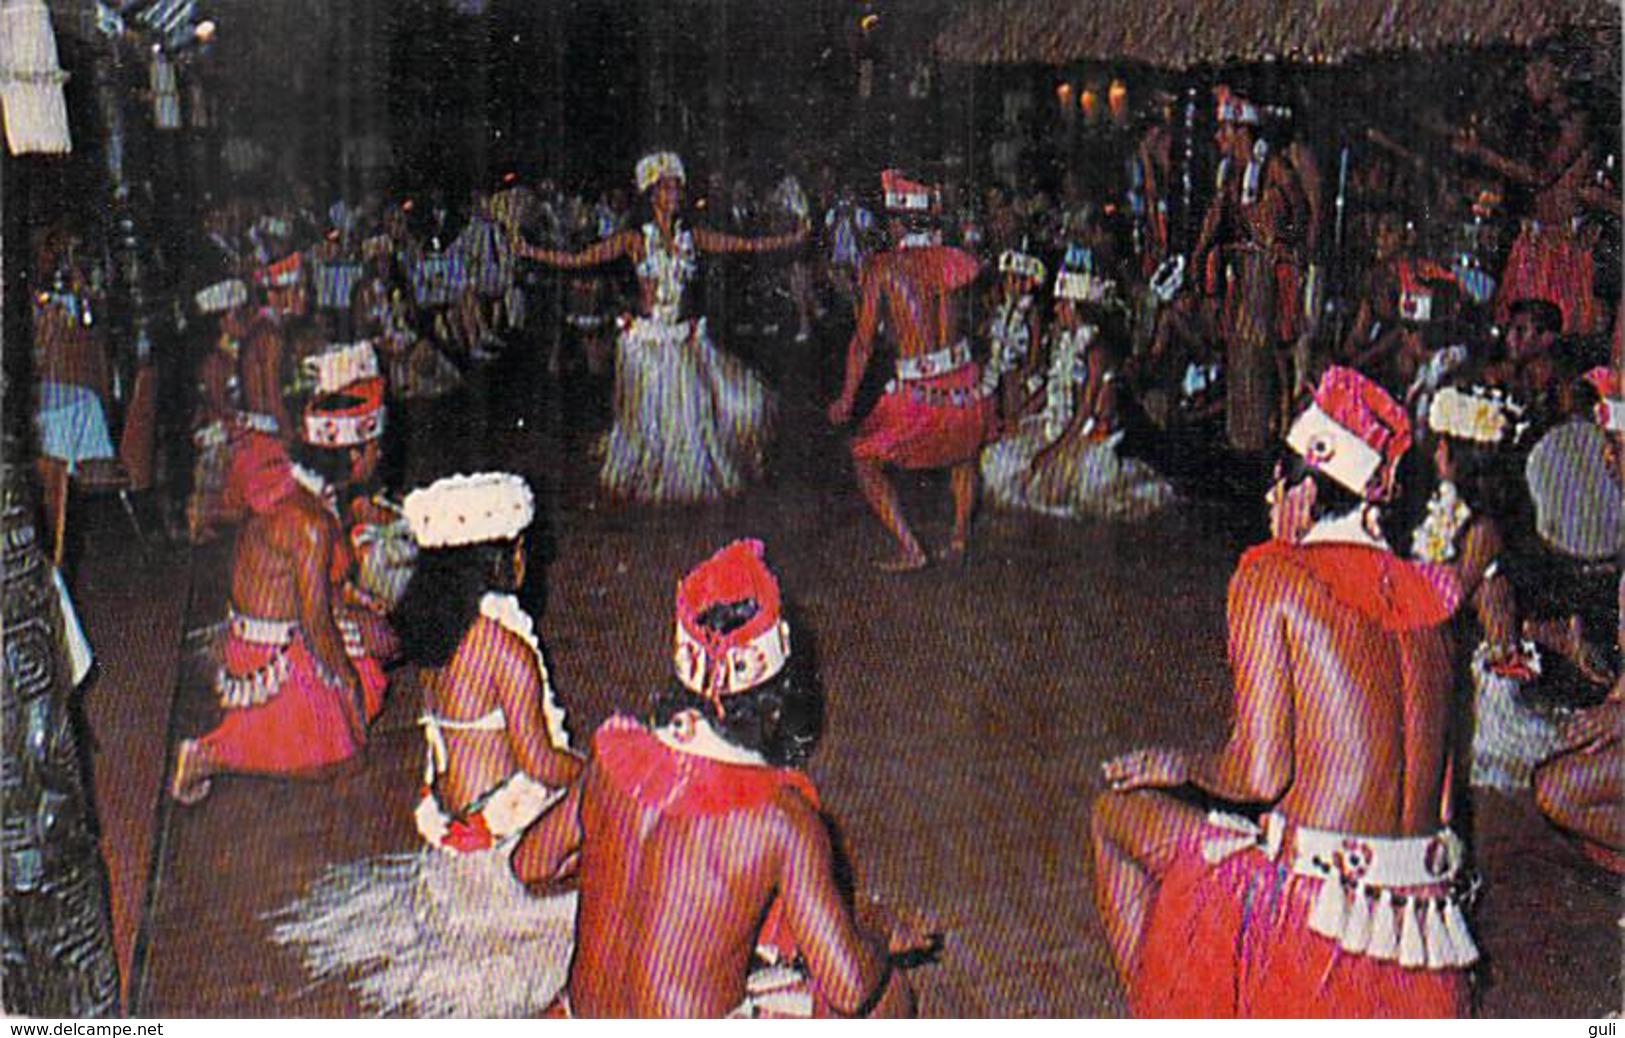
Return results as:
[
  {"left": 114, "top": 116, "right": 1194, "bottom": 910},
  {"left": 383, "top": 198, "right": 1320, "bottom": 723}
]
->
[
  {"left": 1201, "top": 811, "right": 1479, "bottom": 970},
  {"left": 893, "top": 341, "right": 971, "bottom": 383}
]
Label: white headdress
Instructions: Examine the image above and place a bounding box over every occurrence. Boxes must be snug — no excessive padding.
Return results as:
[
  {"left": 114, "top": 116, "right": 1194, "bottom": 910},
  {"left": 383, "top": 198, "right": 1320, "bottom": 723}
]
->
[
  {"left": 404, "top": 472, "right": 535, "bottom": 549},
  {"left": 195, "top": 279, "right": 247, "bottom": 314},
  {"left": 303, "top": 341, "right": 380, "bottom": 395},
  {"left": 1427, "top": 386, "right": 1528, "bottom": 445},
  {"left": 1054, "top": 269, "right": 1117, "bottom": 305},
  {"left": 998, "top": 248, "right": 1046, "bottom": 284},
  {"left": 635, "top": 151, "right": 685, "bottom": 193}
]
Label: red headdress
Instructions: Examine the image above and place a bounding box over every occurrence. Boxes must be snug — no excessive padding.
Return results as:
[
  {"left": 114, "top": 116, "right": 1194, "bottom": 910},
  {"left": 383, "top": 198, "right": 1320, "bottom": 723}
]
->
[
  {"left": 1285, "top": 366, "right": 1411, "bottom": 501},
  {"left": 301, "top": 377, "right": 386, "bottom": 448},
  {"left": 881, "top": 169, "right": 938, "bottom": 213},
  {"left": 673, "top": 539, "right": 791, "bottom": 716}
]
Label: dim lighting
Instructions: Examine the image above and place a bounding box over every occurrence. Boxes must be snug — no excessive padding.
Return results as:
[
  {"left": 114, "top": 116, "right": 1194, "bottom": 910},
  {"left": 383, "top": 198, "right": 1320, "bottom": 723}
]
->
[
  {"left": 860, "top": 13, "right": 879, "bottom": 31},
  {"left": 1108, "top": 79, "right": 1128, "bottom": 122},
  {"left": 1080, "top": 85, "right": 1101, "bottom": 123}
]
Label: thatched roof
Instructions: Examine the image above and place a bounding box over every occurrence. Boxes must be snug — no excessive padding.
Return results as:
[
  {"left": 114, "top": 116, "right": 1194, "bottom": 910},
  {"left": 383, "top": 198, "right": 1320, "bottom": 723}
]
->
[{"left": 933, "top": 0, "right": 1621, "bottom": 67}]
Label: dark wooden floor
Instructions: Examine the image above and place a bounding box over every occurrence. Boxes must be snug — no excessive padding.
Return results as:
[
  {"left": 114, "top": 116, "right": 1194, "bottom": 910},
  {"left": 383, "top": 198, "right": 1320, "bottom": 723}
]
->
[{"left": 62, "top": 321, "right": 1621, "bottom": 1018}]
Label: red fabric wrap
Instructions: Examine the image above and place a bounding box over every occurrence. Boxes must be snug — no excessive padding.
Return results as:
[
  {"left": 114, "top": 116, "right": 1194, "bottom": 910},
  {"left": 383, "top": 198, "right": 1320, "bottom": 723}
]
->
[
  {"left": 593, "top": 715, "right": 820, "bottom": 959},
  {"left": 1131, "top": 827, "right": 1470, "bottom": 1018},
  {"left": 1495, "top": 224, "right": 1601, "bottom": 335},
  {"left": 850, "top": 364, "right": 993, "bottom": 469},
  {"left": 594, "top": 715, "right": 819, "bottom": 818},
  {"left": 222, "top": 430, "right": 294, "bottom": 515},
  {"left": 1240, "top": 541, "right": 1452, "bottom": 632},
  {"left": 200, "top": 624, "right": 386, "bottom": 773}
]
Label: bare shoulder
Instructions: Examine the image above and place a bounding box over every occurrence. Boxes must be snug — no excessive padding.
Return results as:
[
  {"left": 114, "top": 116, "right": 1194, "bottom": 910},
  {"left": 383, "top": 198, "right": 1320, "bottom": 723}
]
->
[
  {"left": 1231, "top": 545, "right": 1316, "bottom": 600},
  {"left": 467, "top": 612, "right": 535, "bottom": 669}
]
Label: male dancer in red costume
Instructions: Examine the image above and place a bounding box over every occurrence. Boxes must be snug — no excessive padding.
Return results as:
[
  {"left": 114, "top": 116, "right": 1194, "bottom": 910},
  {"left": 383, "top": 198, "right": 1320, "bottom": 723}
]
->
[
  {"left": 1091, "top": 366, "right": 1475, "bottom": 1017},
  {"left": 828, "top": 170, "right": 990, "bottom": 571},
  {"left": 513, "top": 540, "right": 916, "bottom": 1017},
  {"left": 170, "top": 379, "right": 390, "bottom": 804}
]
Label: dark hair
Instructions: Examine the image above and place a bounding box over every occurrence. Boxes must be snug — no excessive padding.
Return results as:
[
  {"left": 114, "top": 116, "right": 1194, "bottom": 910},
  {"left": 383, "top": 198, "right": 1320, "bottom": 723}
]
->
[
  {"left": 392, "top": 540, "right": 522, "bottom": 667},
  {"left": 1507, "top": 298, "right": 1564, "bottom": 337},
  {"left": 1275, "top": 445, "right": 1426, "bottom": 553},
  {"left": 1433, "top": 433, "right": 1521, "bottom": 521},
  {"left": 649, "top": 598, "right": 823, "bottom": 769},
  {"left": 289, "top": 438, "right": 356, "bottom": 488}
]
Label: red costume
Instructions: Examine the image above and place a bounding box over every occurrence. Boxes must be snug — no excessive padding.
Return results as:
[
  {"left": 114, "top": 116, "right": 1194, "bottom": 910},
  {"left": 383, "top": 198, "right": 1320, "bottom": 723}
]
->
[
  {"left": 849, "top": 245, "right": 992, "bottom": 469},
  {"left": 199, "top": 460, "right": 387, "bottom": 774},
  {"left": 1131, "top": 814, "right": 1472, "bottom": 1018},
  {"left": 1133, "top": 541, "right": 1467, "bottom": 1018}
]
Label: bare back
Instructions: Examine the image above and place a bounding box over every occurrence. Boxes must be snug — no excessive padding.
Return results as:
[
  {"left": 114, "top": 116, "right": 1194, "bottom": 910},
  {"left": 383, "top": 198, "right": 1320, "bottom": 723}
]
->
[
  {"left": 421, "top": 616, "right": 578, "bottom": 813},
  {"left": 230, "top": 492, "right": 333, "bottom": 621},
  {"left": 1233, "top": 547, "right": 1454, "bottom": 835},
  {"left": 571, "top": 767, "right": 789, "bottom": 1016},
  {"left": 554, "top": 736, "right": 885, "bottom": 1018},
  {"left": 859, "top": 248, "right": 974, "bottom": 359}
]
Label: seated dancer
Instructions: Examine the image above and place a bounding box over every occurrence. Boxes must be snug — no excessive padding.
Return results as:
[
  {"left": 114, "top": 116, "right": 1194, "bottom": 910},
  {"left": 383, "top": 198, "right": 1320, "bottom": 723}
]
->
[
  {"left": 513, "top": 540, "right": 918, "bottom": 1018},
  {"left": 981, "top": 269, "right": 1174, "bottom": 522},
  {"left": 1532, "top": 370, "right": 1625, "bottom": 876},
  {"left": 827, "top": 170, "right": 991, "bottom": 570},
  {"left": 186, "top": 279, "right": 292, "bottom": 540},
  {"left": 511, "top": 152, "right": 806, "bottom": 503},
  {"left": 1413, "top": 384, "right": 1555, "bottom": 792},
  {"left": 170, "top": 379, "right": 391, "bottom": 804},
  {"left": 1520, "top": 360, "right": 1622, "bottom": 692},
  {"left": 982, "top": 244, "right": 1046, "bottom": 435},
  {"left": 1092, "top": 366, "right": 1475, "bottom": 1017},
  {"left": 269, "top": 472, "right": 583, "bottom": 1017}
]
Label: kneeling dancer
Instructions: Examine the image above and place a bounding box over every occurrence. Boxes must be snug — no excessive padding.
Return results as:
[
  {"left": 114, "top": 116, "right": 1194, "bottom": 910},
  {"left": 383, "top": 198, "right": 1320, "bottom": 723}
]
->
[{"left": 1091, "top": 366, "right": 1476, "bottom": 1017}]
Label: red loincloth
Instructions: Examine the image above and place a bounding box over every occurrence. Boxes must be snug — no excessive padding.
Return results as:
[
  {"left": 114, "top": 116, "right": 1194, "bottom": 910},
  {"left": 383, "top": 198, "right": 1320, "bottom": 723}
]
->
[
  {"left": 850, "top": 363, "right": 993, "bottom": 470},
  {"left": 1495, "top": 223, "right": 1602, "bottom": 335},
  {"left": 1131, "top": 830, "right": 1470, "bottom": 1018},
  {"left": 200, "top": 624, "right": 386, "bottom": 774}
]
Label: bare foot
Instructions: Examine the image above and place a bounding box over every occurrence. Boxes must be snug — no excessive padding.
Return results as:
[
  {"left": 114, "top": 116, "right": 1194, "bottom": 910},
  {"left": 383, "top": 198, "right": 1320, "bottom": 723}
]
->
[
  {"left": 170, "top": 739, "right": 213, "bottom": 806},
  {"left": 875, "top": 549, "right": 928, "bottom": 574},
  {"left": 934, "top": 540, "right": 968, "bottom": 566}
]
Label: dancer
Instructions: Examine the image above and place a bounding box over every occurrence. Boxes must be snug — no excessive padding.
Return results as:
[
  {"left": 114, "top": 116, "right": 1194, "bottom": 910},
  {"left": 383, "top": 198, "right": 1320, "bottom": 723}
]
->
[
  {"left": 269, "top": 472, "right": 583, "bottom": 1017},
  {"left": 1414, "top": 384, "right": 1553, "bottom": 792},
  {"left": 1454, "top": 44, "right": 1604, "bottom": 335},
  {"left": 511, "top": 152, "right": 806, "bottom": 503},
  {"left": 981, "top": 269, "right": 1174, "bottom": 522},
  {"left": 170, "top": 378, "right": 390, "bottom": 805},
  {"left": 1192, "top": 86, "right": 1308, "bottom": 452},
  {"left": 827, "top": 170, "right": 991, "bottom": 570},
  {"left": 1092, "top": 367, "right": 1473, "bottom": 1017},
  {"left": 982, "top": 244, "right": 1046, "bottom": 434},
  {"left": 513, "top": 540, "right": 918, "bottom": 1017}
]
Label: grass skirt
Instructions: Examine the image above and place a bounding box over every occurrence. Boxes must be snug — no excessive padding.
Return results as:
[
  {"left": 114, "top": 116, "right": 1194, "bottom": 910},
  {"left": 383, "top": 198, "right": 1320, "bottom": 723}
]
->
[
  {"left": 268, "top": 845, "right": 576, "bottom": 1017},
  {"left": 599, "top": 316, "right": 774, "bottom": 503}
]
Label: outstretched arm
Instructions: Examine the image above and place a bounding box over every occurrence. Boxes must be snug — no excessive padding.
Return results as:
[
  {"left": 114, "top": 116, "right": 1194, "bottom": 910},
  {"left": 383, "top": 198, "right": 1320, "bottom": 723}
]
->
[
  {"left": 1453, "top": 109, "right": 1589, "bottom": 193},
  {"left": 692, "top": 219, "right": 808, "bottom": 255},
  {"left": 511, "top": 227, "right": 636, "bottom": 270},
  {"left": 1103, "top": 558, "right": 1295, "bottom": 803}
]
